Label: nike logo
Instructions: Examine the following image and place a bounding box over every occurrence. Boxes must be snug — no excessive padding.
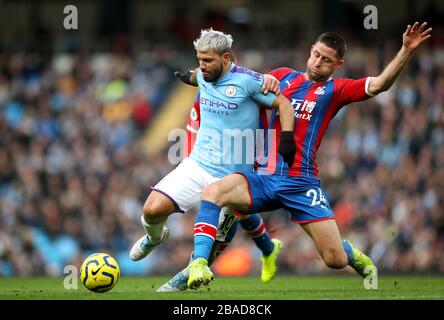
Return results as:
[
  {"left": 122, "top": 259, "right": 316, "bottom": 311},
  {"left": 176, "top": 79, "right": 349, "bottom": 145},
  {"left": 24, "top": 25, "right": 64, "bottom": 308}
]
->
[{"left": 91, "top": 265, "right": 104, "bottom": 276}]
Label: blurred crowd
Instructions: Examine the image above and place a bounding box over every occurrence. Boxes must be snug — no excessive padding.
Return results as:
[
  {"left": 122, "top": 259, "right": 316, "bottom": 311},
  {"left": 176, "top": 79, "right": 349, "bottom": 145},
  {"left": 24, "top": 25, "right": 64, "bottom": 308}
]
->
[
  {"left": 0, "top": 31, "right": 443, "bottom": 277},
  {"left": 0, "top": 47, "right": 182, "bottom": 276}
]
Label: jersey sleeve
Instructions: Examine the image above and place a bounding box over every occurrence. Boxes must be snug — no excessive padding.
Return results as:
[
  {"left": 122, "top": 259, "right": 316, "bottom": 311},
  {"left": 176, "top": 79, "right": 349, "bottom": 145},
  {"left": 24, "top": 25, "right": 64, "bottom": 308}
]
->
[
  {"left": 267, "top": 67, "right": 295, "bottom": 81},
  {"left": 336, "top": 77, "right": 374, "bottom": 106},
  {"left": 245, "top": 74, "right": 277, "bottom": 108}
]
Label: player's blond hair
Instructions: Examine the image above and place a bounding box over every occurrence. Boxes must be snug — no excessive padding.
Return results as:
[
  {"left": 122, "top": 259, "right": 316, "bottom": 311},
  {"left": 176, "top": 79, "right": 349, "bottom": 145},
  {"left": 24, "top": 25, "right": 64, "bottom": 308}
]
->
[{"left": 193, "top": 28, "right": 233, "bottom": 55}]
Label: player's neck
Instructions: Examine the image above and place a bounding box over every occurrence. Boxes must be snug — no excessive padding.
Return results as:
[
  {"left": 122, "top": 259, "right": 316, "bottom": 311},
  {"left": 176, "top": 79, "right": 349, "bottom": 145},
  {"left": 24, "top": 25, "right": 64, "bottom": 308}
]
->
[
  {"left": 219, "top": 62, "right": 233, "bottom": 79},
  {"left": 214, "top": 62, "right": 233, "bottom": 82}
]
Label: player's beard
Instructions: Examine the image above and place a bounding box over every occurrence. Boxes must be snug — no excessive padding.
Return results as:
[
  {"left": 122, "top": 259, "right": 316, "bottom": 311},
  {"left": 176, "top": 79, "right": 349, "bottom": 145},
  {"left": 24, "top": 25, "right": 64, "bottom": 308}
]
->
[{"left": 203, "top": 63, "right": 224, "bottom": 82}]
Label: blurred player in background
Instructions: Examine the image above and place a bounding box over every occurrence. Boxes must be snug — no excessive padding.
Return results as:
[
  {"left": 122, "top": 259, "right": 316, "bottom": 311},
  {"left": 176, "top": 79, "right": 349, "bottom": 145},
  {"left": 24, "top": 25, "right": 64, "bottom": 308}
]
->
[
  {"left": 129, "top": 28, "right": 296, "bottom": 290},
  {"left": 185, "top": 22, "right": 433, "bottom": 289}
]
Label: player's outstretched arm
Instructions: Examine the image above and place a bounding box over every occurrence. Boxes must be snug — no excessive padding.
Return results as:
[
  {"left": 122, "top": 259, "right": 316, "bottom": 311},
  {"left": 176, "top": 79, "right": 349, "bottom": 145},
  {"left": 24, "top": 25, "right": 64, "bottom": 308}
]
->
[
  {"left": 174, "top": 67, "right": 199, "bottom": 86},
  {"left": 367, "top": 22, "right": 432, "bottom": 96}
]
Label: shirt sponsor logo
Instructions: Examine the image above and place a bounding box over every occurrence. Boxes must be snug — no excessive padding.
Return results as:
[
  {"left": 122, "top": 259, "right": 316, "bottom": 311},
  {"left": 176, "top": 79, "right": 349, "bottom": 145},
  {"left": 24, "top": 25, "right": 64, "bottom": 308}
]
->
[
  {"left": 290, "top": 99, "right": 317, "bottom": 121},
  {"left": 200, "top": 97, "right": 239, "bottom": 110}
]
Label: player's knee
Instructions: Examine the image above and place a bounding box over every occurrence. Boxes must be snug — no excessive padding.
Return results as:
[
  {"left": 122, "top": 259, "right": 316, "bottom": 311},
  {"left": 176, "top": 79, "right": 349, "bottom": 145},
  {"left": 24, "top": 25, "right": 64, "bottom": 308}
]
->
[
  {"left": 142, "top": 198, "right": 170, "bottom": 224},
  {"left": 322, "top": 248, "right": 348, "bottom": 269}
]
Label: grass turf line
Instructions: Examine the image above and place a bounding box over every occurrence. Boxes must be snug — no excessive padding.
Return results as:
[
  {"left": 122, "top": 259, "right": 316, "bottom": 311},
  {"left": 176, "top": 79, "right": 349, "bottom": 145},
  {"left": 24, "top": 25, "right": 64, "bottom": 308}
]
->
[{"left": 0, "top": 276, "right": 443, "bottom": 300}]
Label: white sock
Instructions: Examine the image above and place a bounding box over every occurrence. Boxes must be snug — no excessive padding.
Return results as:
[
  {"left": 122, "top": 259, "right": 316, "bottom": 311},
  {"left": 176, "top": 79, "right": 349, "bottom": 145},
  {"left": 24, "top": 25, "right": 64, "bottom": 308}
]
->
[{"left": 141, "top": 215, "right": 165, "bottom": 243}]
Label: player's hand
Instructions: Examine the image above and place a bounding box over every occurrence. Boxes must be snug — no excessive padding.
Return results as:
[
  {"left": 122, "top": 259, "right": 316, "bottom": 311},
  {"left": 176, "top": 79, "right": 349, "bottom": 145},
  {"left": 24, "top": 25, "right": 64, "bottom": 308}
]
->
[
  {"left": 174, "top": 70, "right": 197, "bottom": 86},
  {"left": 262, "top": 74, "right": 280, "bottom": 95},
  {"left": 402, "top": 22, "right": 432, "bottom": 52},
  {"left": 278, "top": 131, "right": 296, "bottom": 168}
]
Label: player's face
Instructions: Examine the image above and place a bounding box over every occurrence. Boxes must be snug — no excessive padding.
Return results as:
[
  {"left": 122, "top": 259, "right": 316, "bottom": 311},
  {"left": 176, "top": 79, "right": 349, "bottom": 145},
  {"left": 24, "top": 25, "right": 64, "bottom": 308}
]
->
[
  {"left": 306, "top": 42, "right": 344, "bottom": 82},
  {"left": 197, "top": 49, "right": 231, "bottom": 82}
]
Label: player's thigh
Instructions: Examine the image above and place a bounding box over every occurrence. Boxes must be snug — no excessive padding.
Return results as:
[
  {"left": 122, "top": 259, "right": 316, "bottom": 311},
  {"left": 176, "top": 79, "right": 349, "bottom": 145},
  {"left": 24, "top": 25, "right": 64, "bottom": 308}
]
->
[
  {"left": 203, "top": 173, "right": 251, "bottom": 211},
  {"left": 280, "top": 185, "right": 335, "bottom": 224},
  {"left": 150, "top": 158, "right": 209, "bottom": 213},
  {"left": 278, "top": 183, "right": 345, "bottom": 260}
]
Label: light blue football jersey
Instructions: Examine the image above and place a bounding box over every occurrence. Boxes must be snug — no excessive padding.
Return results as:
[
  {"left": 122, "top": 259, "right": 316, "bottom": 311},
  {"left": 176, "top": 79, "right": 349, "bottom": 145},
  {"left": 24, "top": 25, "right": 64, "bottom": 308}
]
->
[{"left": 190, "top": 63, "right": 277, "bottom": 178}]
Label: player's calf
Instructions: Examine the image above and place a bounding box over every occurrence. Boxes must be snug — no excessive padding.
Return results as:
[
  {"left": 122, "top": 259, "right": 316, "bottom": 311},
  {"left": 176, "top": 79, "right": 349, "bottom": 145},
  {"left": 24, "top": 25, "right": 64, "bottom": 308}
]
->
[
  {"left": 321, "top": 246, "right": 348, "bottom": 269},
  {"left": 141, "top": 191, "right": 176, "bottom": 243}
]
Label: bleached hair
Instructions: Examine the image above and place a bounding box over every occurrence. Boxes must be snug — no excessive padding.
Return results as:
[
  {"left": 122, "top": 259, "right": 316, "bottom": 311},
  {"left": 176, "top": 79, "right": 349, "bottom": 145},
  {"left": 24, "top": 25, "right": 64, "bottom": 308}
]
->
[{"left": 193, "top": 28, "right": 233, "bottom": 55}]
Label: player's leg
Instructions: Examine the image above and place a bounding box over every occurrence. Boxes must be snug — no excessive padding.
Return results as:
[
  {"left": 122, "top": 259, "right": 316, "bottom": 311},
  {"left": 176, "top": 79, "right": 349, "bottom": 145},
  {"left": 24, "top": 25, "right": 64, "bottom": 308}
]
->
[
  {"left": 129, "top": 191, "right": 175, "bottom": 261},
  {"left": 239, "top": 214, "right": 274, "bottom": 257},
  {"left": 159, "top": 212, "right": 278, "bottom": 292},
  {"left": 300, "top": 219, "right": 348, "bottom": 268},
  {"left": 301, "top": 219, "right": 375, "bottom": 277},
  {"left": 156, "top": 231, "right": 236, "bottom": 292},
  {"left": 238, "top": 214, "right": 283, "bottom": 283},
  {"left": 215, "top": 207, "right": 284, "bottom": 283},
  {"left": 280, "top": 181, "right": 374, "bottom": 277},
  {"left": 212, "top": 211, "right": 283, "bottom": 283},
  {"left": 192, "top": 173, "right": 251, "bottom": 261},
  {"left": 156, "top": 173, "right": 250, "bottom": 292},
  {"left": 158, "top": 213, "right": 282, "bottom": 292},
  {"left": 187, "top": 173, "right": 252, "bottom": 289},
  {"left": 157, "top": 212, "right": 281, "bottom": 292},
  {"left": 129, "top": 158, "right": 204, "bottom": 261},
  {"left": 188, "top": 172, "right": 277, "bottom": 289}
]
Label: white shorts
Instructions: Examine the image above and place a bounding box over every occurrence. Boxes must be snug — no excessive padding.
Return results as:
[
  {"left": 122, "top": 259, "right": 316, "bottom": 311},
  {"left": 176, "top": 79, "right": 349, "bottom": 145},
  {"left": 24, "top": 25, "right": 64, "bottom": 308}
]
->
[{"left": 153, "top": 157, "right": 238, "bottom": 242}]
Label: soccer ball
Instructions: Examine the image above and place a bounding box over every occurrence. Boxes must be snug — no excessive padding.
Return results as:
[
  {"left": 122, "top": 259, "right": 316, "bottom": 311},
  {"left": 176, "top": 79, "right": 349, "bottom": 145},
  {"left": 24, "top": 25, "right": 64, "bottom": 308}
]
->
[{"left": 80, "top": 253, "right": 120, "bottom": 293}]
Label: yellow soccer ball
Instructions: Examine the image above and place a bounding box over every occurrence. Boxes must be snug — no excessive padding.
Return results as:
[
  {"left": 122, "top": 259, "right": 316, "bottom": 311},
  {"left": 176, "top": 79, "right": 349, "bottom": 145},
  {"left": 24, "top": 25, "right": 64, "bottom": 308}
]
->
[{"left": 80, "top": 253, "right": 120, "bottom": 293}]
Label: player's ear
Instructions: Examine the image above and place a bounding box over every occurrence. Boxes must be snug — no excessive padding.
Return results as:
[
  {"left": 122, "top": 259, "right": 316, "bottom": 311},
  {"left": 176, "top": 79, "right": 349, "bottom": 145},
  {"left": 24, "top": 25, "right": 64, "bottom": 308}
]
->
[
  {"left": 334, "top": 59, "right": 344, "bottom": 70},
  {"left": 222, "top": 51, "right": 231, "bottom": 64}
]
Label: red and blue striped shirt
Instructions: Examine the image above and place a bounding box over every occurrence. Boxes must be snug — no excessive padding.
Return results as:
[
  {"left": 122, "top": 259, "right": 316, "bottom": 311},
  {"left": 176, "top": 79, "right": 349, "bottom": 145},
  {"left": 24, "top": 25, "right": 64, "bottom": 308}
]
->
[{"left": 259, "top": 67, "right": 373, "bottom": 177}]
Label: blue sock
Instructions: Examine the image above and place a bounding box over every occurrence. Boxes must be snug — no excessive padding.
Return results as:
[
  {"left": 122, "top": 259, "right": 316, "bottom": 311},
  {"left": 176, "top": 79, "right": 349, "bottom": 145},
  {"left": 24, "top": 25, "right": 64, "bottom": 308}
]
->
[
  {"left": 193, "top": 200, "right": 221, "bottom": 261},
  {"left": 342, "top": 240, "right": 354, "bottom": 264},
  {"left": 240, "top": 214, "right": 274, "bottom": 256}
]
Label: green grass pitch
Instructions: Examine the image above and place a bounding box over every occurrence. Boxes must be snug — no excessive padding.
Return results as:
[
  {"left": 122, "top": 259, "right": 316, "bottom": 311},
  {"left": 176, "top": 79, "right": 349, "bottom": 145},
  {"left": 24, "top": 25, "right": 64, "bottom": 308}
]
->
[{"left": 0, "top": 276, "right": 443, "bottom": 300}]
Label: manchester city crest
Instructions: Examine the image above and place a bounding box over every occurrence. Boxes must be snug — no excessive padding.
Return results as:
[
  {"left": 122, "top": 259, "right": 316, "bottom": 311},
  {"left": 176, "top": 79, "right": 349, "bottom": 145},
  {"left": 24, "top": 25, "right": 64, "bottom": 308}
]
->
[{"left": 225, "top": 86, "right": 236, "bottom": 97}]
